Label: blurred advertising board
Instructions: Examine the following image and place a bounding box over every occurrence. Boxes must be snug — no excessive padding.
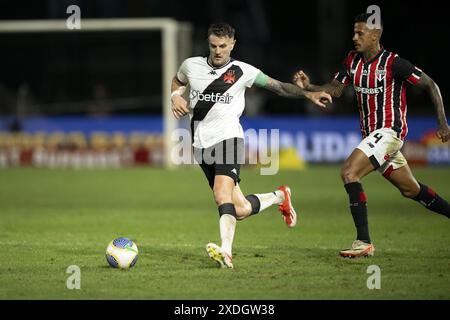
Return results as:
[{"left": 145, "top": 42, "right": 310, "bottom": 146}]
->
[{"left": 0, "top": 116, "right": 448, "bottom": 168}]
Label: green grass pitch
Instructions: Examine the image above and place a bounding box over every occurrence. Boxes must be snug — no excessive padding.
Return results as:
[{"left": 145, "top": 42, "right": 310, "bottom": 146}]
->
[{"left": 0, "top": 166, "right": 449, "bottom": 299}]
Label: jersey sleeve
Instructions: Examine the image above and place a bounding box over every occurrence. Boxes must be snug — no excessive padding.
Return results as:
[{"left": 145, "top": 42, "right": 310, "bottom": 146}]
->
[
  {"left": 333, "top": 52, "right": 354, "bottom": 86},
  {"left": 176, "top": 59, "right": 189, "bottom": 84},
  {"left": 391, "top": 56, "right": 423, "bottom": 85},
  {"left": 241, "top": 63, "right": 261, "bottom": 88},
  {"left": 333, "top": 61, "right": 351, "bottom": 85}
]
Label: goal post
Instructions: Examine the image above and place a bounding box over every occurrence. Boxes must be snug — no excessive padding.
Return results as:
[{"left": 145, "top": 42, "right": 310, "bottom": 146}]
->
[{"left": 0, "top": 18, "right": 193, "bottom": 169}]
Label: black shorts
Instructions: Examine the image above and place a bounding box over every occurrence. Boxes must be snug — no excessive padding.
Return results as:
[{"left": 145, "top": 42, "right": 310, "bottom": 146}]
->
[{"left": 193, "top": 138, "right": 245, "bottom": 188}]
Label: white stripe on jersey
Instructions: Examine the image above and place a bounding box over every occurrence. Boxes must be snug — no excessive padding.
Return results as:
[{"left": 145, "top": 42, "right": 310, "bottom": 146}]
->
[
  {"left": 373, "top": 53, "right": 383, "bottom": 130},
  {"left": 381, "top": 52, "right": 388, "bottom": 128},
  {"left": 355, "top": 59, "right": 364, "bottom": 135},
  {"left": 390, "top": 54, "right": 397, "bottom": 129}
]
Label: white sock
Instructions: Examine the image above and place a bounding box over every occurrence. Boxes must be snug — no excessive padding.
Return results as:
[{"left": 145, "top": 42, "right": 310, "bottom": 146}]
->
[
  {"left": 254, "top": 190, "right": 284, "bottom": 212},
  {"left": 219, "top": 214, "right": 236, "bottom": 256}
]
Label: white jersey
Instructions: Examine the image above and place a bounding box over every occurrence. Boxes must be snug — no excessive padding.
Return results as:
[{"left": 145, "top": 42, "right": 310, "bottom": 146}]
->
[{"left": 176, "top": 56, "right": 260, "bottom": 148}]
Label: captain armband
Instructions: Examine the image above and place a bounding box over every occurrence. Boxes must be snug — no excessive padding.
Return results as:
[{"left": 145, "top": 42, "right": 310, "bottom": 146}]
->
[{"left": 254, "top": 72, "right": 269, "bottom": 87}]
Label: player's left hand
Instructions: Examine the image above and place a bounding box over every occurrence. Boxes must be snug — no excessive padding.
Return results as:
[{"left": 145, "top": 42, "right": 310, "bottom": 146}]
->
[
  {"left": 306, "top": 91, "right": 332, "bottom": 108},
  {"left": 436, "top": 122, "right": 450, "bottom": 143}
]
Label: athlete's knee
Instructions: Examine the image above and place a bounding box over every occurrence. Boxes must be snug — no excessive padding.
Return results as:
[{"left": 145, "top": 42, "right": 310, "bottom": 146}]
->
[
  {"left": 340, "top": 163, "right": 360, "bottom": 183},
  {"left": 213, "top": 191, "right": 232, "bottom": 205},
  {"left": 213, "top": 185, "right": 233, "bottom": 205}
]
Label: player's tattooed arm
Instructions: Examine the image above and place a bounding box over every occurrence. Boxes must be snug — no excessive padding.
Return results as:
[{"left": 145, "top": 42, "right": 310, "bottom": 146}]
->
[
  {"left": 256, "top": 76, "right": 332, "bottom": 108},
  {"left": 417, "top": 73, "right": 450, "bottom": 143},
  {"left": 264, "top": 77, "right": 309, "bottom": 97},
  {"left": 308, "top": 80, "right": 346, "bottom": 98},
  {"left": 293, "top": 70, "right": 346, "bottom": 98}
]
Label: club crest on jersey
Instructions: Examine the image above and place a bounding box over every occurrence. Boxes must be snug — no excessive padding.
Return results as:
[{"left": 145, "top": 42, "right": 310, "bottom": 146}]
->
[
  {"left": 223, "top": 70, "right": 236, "bottom": 84},
  {"left": 376, "top": 69, "right": 386, "bottom": 81}
]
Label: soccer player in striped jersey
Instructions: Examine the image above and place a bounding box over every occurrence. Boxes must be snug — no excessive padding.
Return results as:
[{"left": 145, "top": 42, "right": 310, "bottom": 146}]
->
[
  {"left": 294, "top": 13, "right": 450, "bottom": 258},
  {"left": 171, "top": 23, "right": 332, "bottom": 268}
]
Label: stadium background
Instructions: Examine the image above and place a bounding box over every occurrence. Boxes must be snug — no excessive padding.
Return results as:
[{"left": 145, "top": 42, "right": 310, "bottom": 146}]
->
[
  {"left": 0, "top": 0, "right": 449, "bottom": 168},
  {"left": 0, "top": 0, "right": 449, "bottom": 302}
]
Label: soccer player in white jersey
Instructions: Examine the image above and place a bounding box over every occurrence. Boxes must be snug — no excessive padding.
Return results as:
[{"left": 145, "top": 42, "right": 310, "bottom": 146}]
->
[{"left": 171, "top": 22, "right": 332, "bottom": 268}]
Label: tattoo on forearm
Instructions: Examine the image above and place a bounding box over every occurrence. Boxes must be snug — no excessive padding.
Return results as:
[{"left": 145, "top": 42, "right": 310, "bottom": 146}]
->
[
  {"left": 265, "top": 78, "right": 283, "bottom": 93},
  {"left": 310, "top": 81, "right": 344, "bottom": 98},
  {"left": 265, "top": 78, "right": 307, "bottom": 98}
]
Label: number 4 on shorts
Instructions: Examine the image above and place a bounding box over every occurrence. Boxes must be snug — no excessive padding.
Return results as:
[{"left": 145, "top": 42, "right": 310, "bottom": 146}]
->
[{"left": 373, "top": 133, "right": 383, "bottom": 144}]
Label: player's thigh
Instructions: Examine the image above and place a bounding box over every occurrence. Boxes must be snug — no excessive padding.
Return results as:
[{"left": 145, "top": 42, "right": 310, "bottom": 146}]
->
[
  {"left": 213, "top": 163, "right": 240, "bottom": 205},
  {"left": 213, "top": 174, "right": 236, "bottom": 205},
  {"left": 197, "top": 162, "right": 239, "bottom": 204},
  {"left": 341, "top": 148, "right": 375, "bottom": 183},
  {"left": 213, "top": 138, "right": 243, "bottom": 200}
]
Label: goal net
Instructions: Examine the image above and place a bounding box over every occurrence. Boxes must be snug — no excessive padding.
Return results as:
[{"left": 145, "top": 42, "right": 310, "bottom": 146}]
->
[{"left": 0, "top": 18, "right": 192, "bottom": 168}]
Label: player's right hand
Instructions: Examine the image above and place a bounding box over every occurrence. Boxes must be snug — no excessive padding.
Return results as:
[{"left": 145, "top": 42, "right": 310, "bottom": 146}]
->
[
  {"left": 171, "top": 95, "right": 190, "bottom": 119},
  {"left": 293, "top": 70, "right": 310, "bottom": 89}
]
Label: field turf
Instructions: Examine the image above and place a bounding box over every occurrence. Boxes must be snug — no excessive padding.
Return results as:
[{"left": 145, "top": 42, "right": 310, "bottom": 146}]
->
[{"left": 0, "top": 166, "right": 449, "bottom": 299}]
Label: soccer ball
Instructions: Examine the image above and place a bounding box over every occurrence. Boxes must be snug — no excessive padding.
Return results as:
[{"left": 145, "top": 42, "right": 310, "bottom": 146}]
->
[{"left": 105, "top": 237, "right": 139, "bottom": 269}]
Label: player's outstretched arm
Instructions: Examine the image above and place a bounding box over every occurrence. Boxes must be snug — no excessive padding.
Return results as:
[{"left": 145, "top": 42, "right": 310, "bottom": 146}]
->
[
  {"left": 417, "top": 73, "right": 450, "bottom": 143},
  {"left": 255, "top": 75, "right": 332, "bottom": 108},
  {"left": 171, "top": 76, "right": 189, "bottom": 119},
  {"left": 293, "top": 70, "right": 346, "bottom": 98}
]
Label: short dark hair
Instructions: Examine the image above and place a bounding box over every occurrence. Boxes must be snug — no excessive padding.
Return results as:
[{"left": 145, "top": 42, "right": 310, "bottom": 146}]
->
[
  {"left": 354, "top": 13, "right": 383, "bottom": 29},
  {"left": 207, "top": 23, "right": 235, "bottom": 38}
]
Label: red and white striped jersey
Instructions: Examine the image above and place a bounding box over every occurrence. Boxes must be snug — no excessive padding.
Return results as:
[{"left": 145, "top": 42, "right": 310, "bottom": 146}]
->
[{"left": 334, "top": 48, "right": 422, "bottom": 140}]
